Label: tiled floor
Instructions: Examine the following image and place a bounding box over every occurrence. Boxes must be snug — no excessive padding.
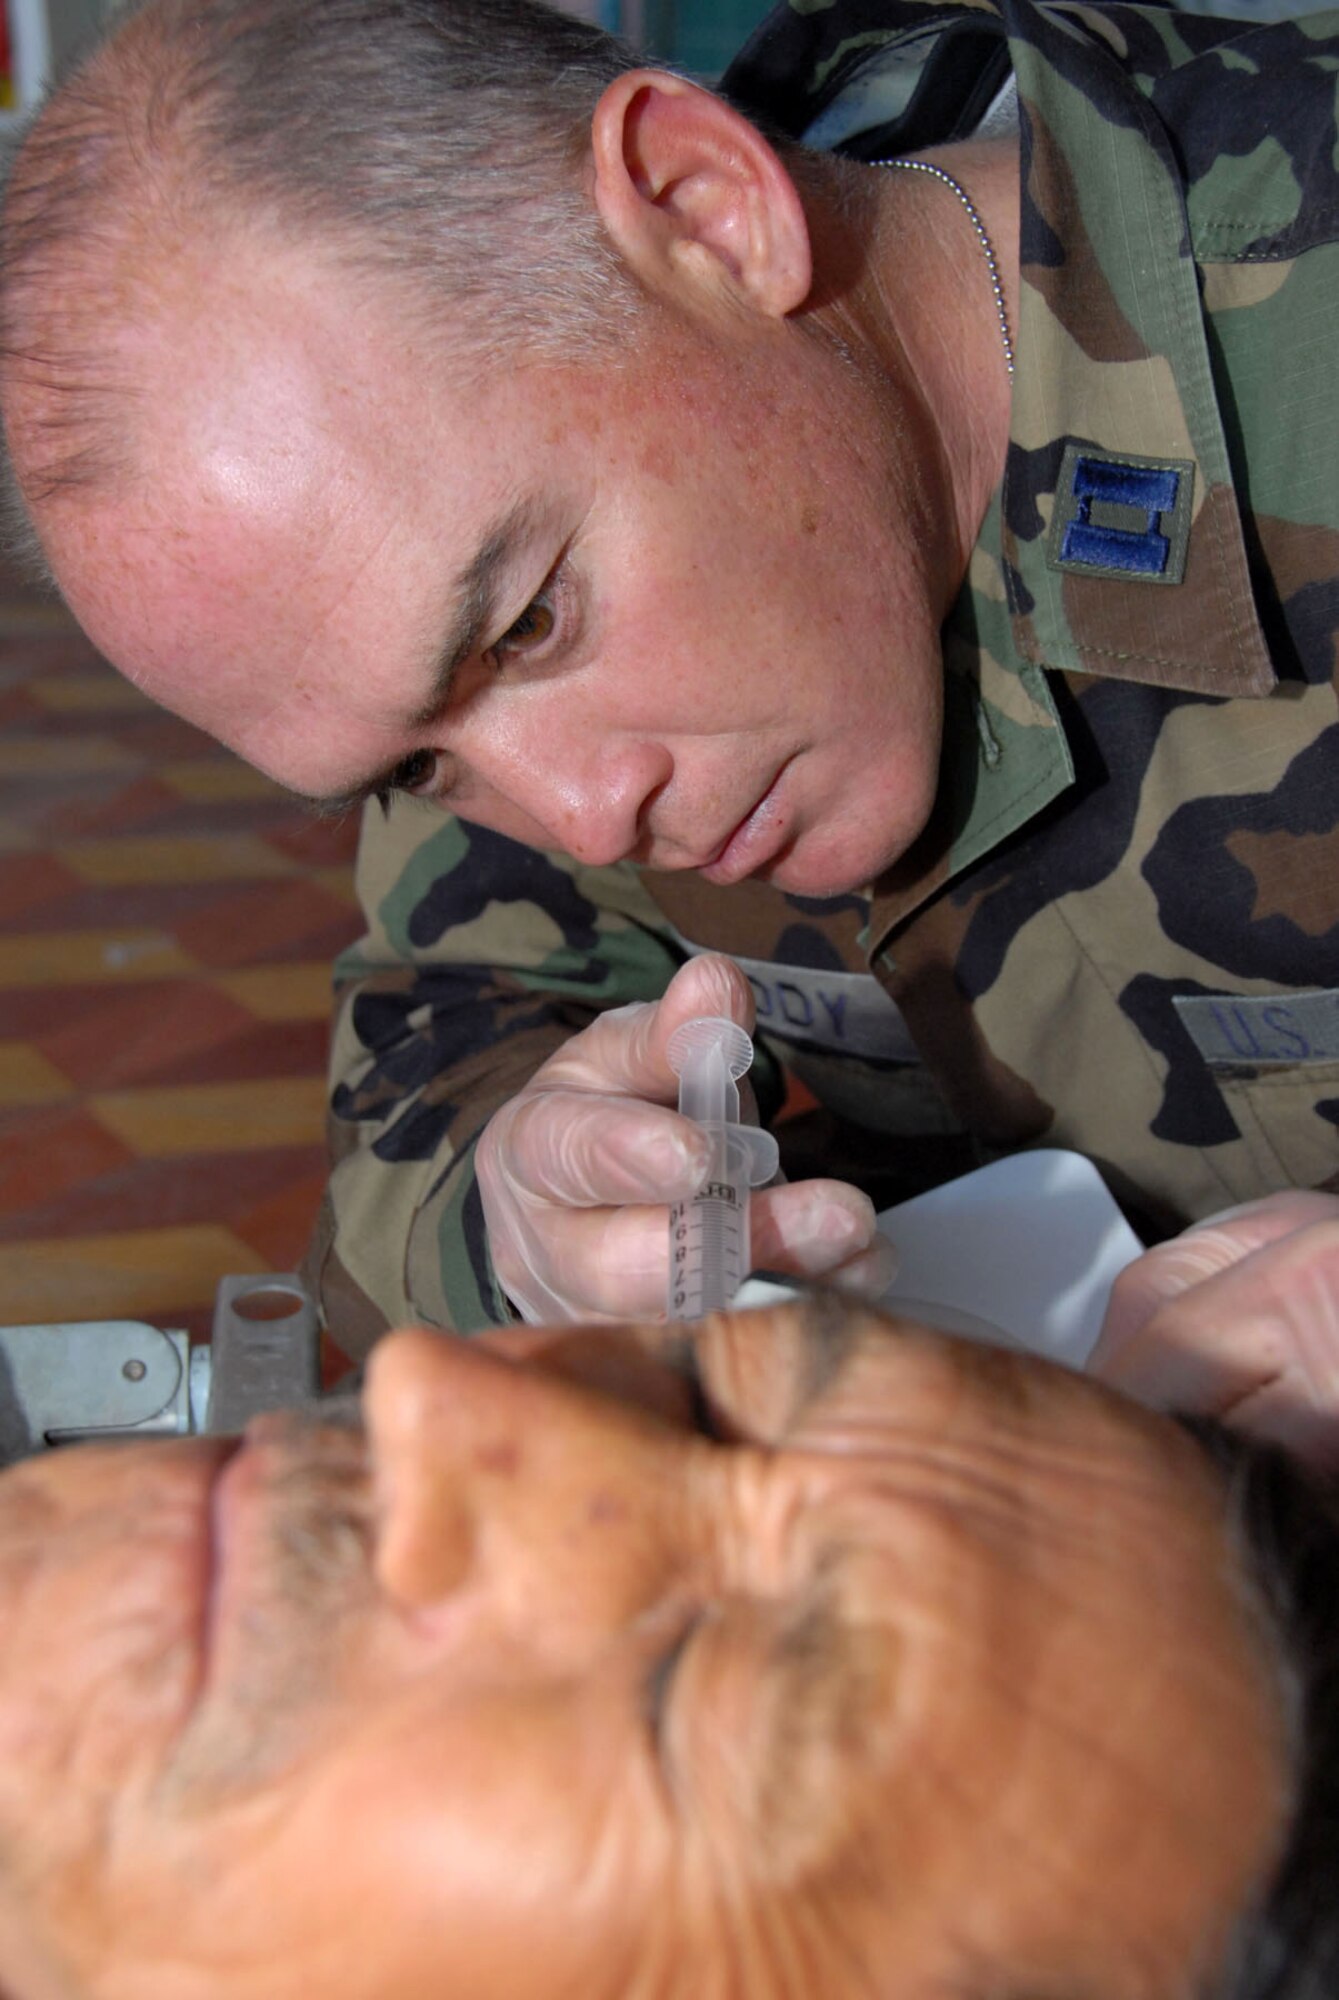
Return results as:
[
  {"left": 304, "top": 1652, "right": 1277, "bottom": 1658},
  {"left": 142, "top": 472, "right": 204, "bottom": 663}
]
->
[{"left": 0, "top": 576, "right": 362, "bottom": 1343}]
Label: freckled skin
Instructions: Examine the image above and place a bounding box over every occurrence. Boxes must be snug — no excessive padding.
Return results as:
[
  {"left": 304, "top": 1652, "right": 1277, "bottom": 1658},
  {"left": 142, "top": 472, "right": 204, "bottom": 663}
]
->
[
  {"left": 17, "top": 226, "right": 950, "bottom": 896},
  {"left": 0, "top": 1306, "right": 1289, "bottom": 2000}
]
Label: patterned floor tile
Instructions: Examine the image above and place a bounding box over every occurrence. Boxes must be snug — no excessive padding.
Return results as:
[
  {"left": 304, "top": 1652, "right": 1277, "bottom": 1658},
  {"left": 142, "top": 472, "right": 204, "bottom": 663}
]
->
[
  {"left": 174, "top": 879, "right": 362, "bottom": 968},
  {"left": 0, "top": 1044, "right": 76, "bottom": 1107},
  {"left": 0, "top": 1225, "right": 266, "bottom": 1320},
  {"left": 213, "top": 962, "right": 339, "bottom": 1021},
  {"left": 29, "top": 671, "right": 161, "bottom": 713},
  {"left": 0, "top": 929, "right": 197, "bottom": 987},
  {"left": 57, "top": 832, "right": 302, "bottom": 886},
  {"left": 0, "top": 1106, "right": 135, "bottom": 1218},
  {"left": 0, "top": 588, "right": 364, "bottom": 1353},
  {"left": 0, "top": 687, "right": 47, "bottom": 728},
  {"left": 32, "top": 982, "right": 255, "bottom": 1091},
  {"left": 45, "top": 775, "right": 194, "bottom": 839},
  {"left": 0, "top": 735, "right": 143, "bottom": 777},
  {"left": 230, "top": 1163, "right": 333, "bottom": 1272},
  {"left": 0, "top": 1144, "right": 330, "bottom": 1242},
  {"left": 0, "top": 852, "right": 86, "bottom": 923},
  {"left": 3, "top": 879, "right": 290, "bottom": 937},
  {"left": 0, "top": 771, "right": 167, "bottom": 836},
  {"left": 265, "top": 815, "right": 363, "bottom": 865},
  {"left": 160, "top": 758, "right": 289, "bottom": 803},
  {"left": 127, "top": 1018, "right": 332, "bottom": 1090},
  {"left": 122, "top": 714, "right": 228, "bottom": 761},
  {"left": 90, "top": 1075, "right": 329, "bottom": 1157},
  {"left": 0, "top": 983, "right": 148, "bottom": 1041},
  {"left": 314, "top": 867, "right": 360, "bottom": 906}
]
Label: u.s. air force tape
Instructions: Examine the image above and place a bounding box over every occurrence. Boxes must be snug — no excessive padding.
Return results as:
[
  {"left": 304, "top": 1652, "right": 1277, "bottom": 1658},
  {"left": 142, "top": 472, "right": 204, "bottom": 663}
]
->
[{"left": 1174, "top": 989, "right": 1339, "bottom": 1068}]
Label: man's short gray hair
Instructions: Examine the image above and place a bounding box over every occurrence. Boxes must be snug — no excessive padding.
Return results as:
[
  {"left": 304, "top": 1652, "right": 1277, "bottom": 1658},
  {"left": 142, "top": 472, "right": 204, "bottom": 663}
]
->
[{"left": 0, "top": 0, "right": 650, "bottom": 540}]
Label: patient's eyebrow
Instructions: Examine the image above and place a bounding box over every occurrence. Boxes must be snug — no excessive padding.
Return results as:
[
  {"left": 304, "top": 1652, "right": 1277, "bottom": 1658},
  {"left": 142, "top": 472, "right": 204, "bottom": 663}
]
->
[
  {"left": 303, "top": 497, "right": 540, "bottom": 817},
  {"left": 792, "top": 1291, "right": 869, "bottom": 1402},
  {"left": 745, "top": 1588, "right": 883, "bottom": 1877}
]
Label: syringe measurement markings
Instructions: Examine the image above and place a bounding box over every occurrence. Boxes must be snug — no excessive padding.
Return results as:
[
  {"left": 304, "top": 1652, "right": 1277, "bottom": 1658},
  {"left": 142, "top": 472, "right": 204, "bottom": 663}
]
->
[
  {"left": 664, "top": 1017, "right": 777, "bottom": 1322},
  {"left": 669, "top": 1183, "right": 746, "bottom": 1314}
]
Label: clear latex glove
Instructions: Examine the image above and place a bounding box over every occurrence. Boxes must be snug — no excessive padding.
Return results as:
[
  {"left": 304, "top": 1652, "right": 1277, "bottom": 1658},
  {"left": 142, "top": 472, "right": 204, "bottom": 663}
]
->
[
  {"left": 1089, "top": 1190, "right": 1339, "bottom": 1473},
  {"left": 476, "top": 953, "right": 894, "bottom": 1325}
]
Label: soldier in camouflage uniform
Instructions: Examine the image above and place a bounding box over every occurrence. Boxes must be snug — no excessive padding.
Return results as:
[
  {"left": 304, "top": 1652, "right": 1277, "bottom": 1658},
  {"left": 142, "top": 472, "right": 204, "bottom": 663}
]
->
[
  {"left": 0, "top": 0, "right": 1336, "bottom": 1354},
  {"left": 310, "top": 0, "right": 1339, "bottom": 1343}
]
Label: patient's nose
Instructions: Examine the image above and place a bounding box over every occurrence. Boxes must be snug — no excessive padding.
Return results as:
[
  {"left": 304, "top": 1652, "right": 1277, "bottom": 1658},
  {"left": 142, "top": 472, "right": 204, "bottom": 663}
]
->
[{"left": 364, "top": 1329, "right": 693, "bottom": 1625}]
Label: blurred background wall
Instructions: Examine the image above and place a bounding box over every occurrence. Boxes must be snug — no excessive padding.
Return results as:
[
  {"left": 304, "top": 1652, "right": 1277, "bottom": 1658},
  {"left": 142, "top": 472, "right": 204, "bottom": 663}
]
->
[{"left": 556, "top": 0, "right": 771, "bottom": 77}]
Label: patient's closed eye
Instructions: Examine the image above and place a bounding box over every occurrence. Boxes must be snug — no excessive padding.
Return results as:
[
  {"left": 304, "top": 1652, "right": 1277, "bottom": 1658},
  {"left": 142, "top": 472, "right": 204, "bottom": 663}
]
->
[{"left": 643, "top": 1611, "right": 705, "bottom": 1751}]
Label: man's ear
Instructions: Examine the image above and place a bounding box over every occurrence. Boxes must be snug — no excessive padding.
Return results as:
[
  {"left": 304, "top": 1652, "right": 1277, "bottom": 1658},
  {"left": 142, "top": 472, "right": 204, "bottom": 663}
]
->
[{"left": 590, "top": 69, "right": 813, "bottom": 319}]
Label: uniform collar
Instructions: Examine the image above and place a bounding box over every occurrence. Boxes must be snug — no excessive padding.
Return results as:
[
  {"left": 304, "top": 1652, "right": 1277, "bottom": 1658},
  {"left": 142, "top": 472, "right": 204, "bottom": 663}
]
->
[
  {"left": 728, "top": 0, "right": 1276, "bottom": 703},
  {"left": 727, "top": 0, "right": 1278, "bottom": 957},
  {"left": 1002, "top": 0, "right": 1275, "bottom": 701},
  {"left": 866, "top": 488, "right": 1074, "bottom": 951}
]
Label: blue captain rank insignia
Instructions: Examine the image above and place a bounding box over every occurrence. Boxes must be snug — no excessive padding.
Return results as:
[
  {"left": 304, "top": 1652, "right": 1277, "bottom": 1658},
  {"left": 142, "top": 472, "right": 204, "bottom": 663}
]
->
[{"left": 1047, "top": 442, "right": 1195, "bottom": 586}]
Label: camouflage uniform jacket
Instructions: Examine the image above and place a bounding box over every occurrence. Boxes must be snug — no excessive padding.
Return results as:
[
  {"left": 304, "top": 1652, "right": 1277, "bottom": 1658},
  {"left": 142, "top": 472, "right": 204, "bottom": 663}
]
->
[{"left": 311, "top": 0, "right": 1339, "bottom": 1350}]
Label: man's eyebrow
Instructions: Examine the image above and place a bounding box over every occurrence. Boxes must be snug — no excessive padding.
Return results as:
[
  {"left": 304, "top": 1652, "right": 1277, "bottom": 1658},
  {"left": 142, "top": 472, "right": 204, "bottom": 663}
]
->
[{"left": 302, "top": 498, "right": 539, "bottom": 818}]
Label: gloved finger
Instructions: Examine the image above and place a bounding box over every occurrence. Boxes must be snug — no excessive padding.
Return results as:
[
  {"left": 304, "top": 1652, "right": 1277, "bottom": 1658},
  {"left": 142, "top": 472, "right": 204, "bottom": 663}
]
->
[
  {"left": 539, "top": 954, "right": 756, "bottom": 1101},
  {"left": 504, "top": 1181, "right": 893, "bottom": 1327},
  {"left": 1186, "top": 1188, "right": 1339, "bottom": 1248},
  {"left": 821, "top": 1233, "right": 899, "bottom": 1299},
  {"left": 1096, "top": 1190, "right": 1339, "bottom": 1355},
  {"left": 750, "top": 1180, "right": 886, "bottom": 1281},
  {"left": 502, "top": 1200, "right": 677, "bottom": 1324},
  {"left": 1091, "top": 1217, "right": 1339, "bottom": 1457},
  {"left": 491, "top": 1091, "right": 712, "bottom": 1208},
  {"left": 1208, "top": 1373, "right": 1339, "bottom": 1475}
]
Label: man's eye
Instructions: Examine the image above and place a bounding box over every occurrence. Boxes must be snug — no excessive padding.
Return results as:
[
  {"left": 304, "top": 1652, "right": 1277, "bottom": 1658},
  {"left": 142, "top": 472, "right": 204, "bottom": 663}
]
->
[
  {"left": 377, "top": 749, "right": 437, "bottom": 806},
  {"left": 490, "top": 593, "right": 556, "bottom": 663}
]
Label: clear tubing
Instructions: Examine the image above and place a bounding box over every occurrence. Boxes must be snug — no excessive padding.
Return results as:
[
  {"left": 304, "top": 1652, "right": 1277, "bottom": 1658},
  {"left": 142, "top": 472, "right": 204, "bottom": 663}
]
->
[{"left": 666, "top": 1017, "right": 779, "bottom": 1321}]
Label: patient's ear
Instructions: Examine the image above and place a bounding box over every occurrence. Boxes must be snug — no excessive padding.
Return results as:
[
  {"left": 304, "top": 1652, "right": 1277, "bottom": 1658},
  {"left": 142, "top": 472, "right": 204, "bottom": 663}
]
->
[{"left": 590, "top": 69, "right": 813, "bottom": 320}]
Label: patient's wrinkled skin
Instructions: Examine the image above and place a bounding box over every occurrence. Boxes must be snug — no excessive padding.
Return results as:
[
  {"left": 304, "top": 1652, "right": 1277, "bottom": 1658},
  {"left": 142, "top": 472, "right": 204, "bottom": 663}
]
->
[{"left": 0, "top": 1303, "right": 1289, "bottom": 2000}]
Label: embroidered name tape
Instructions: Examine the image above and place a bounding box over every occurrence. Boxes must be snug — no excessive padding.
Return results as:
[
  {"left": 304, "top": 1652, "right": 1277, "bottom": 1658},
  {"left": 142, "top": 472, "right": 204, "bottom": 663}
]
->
[
  {"left": 1048, "top": 442, "right": 1195, "bottom": 586},
  {"left": 674, "top": 940, "right": 919, "bottom": 1062},
  {"left": 1174, "top": 990, "right": 1339, "bottom": 1069}
]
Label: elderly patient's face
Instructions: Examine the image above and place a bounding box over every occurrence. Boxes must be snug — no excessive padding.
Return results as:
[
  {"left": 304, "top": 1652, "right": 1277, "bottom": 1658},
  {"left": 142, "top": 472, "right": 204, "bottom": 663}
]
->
[{"left": 0, "top": 1306, "right": 1285, "bottom": 2000}]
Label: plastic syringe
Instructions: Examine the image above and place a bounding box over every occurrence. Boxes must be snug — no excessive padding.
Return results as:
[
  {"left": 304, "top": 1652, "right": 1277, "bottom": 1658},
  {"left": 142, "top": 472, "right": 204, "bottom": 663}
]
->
[{"left": 666, "top": 1017, "right": 779, "bottom": 1321}]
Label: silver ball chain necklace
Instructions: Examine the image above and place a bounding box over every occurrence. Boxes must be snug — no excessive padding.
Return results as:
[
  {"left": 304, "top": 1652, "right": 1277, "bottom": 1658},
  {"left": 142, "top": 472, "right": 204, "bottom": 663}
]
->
[{"left": 871, "top": 157, "right": 1015, "bottom": 379}]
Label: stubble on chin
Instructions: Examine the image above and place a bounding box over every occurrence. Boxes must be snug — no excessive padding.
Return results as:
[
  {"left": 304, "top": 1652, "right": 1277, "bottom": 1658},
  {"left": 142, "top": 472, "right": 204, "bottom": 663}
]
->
[{"left": 157, "top": 1407, "right": 377, "bottom": 1806}]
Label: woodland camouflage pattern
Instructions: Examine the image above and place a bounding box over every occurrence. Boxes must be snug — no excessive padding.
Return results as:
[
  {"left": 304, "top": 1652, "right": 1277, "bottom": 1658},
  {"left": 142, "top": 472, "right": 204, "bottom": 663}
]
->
[{"left": 310, "top": 0, "right": 1339, "bottom": 1350}]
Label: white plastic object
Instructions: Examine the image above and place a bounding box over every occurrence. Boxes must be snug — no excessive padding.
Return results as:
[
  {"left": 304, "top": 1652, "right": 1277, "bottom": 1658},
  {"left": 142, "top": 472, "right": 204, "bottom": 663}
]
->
[{"left": 876, "top": 1149, "right": 1145, "bottom": 1369}]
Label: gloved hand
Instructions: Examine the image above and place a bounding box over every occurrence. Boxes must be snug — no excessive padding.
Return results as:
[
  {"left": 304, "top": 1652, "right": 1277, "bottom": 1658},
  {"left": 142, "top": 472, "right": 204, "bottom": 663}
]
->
[
  {"left": 1089, "top": 1189, "right": 1339, "bottom": 1472},
  {"left": 476, "top": 953, "right": 894, "bottom": 1324}
]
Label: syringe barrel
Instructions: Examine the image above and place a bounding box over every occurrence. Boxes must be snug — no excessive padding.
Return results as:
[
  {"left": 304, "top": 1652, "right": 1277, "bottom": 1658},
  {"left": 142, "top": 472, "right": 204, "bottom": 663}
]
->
[
  {"left": 666, "top": 1127, "right": 752, "bottom": 1321},
  {"left": 665, "top": 1017, "right": 778, "bottom": 1322}
]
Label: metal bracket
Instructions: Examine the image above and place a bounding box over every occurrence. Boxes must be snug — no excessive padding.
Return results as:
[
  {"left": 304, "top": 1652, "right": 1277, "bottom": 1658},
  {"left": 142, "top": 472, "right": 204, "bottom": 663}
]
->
[
  {"left": 203, "top": 1275, "right": 321, "bottom": 1434},
  {"left": 0, "top": 1275, "right": 322, "bottom": 1456}
]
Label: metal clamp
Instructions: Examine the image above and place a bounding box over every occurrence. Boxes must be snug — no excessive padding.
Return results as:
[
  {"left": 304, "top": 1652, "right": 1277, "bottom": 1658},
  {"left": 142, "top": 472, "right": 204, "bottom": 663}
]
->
[{"left": 0, "top": 1275, "right": 322, "bottom": 1458}]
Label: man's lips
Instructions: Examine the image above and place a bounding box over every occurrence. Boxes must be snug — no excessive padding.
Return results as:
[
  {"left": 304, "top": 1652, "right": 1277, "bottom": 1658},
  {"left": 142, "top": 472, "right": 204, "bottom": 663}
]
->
[{"left": 698, "top": 767, "right": 792, "bottom": 884}]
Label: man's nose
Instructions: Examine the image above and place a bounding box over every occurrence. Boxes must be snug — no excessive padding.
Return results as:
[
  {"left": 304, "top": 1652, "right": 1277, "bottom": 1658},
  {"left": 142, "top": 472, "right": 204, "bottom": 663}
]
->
[
  {"left": 448, "top": 706, "right": 672, "bottom": 866},
  {"left": 363, "top": 1330, "right": 692, "bottom": 1624}
]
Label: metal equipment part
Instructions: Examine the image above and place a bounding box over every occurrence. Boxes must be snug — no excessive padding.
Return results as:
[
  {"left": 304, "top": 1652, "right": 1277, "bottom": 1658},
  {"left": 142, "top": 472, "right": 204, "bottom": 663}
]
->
[{"left": 0, "top": 1274, "right": 321, "bottom": 1458}]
